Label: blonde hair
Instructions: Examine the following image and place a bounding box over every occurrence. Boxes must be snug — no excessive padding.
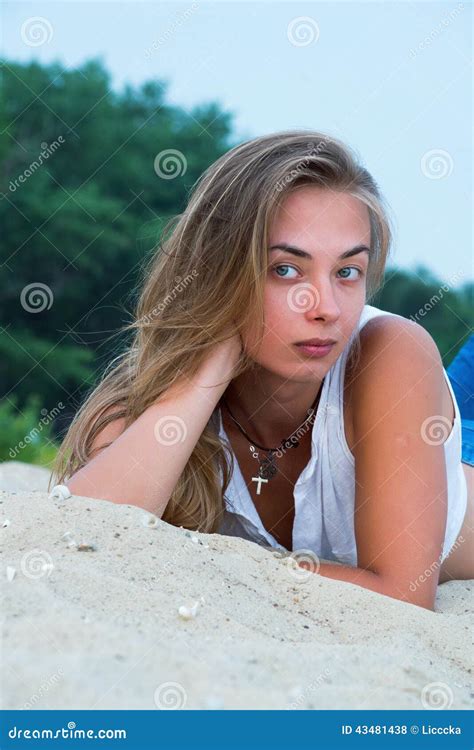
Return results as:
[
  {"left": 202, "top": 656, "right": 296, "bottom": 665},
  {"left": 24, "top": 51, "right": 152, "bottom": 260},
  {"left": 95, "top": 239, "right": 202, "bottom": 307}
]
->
[{"left": 50, "top": 130, "right": 393, "bottom": 532}]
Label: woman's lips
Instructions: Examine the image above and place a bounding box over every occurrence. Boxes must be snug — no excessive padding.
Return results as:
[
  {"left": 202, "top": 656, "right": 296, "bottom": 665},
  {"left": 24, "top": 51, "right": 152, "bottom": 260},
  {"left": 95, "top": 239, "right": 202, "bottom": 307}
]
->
[{"left": 294, "top": 342, "right": 335, "bottom": 358}]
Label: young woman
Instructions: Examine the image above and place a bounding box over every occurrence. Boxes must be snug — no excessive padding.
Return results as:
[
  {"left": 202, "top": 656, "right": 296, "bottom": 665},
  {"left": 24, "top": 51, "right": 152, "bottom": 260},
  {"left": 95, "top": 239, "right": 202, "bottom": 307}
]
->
[{"left": 51, "top": 131, "right": 473, "bottom": 611}]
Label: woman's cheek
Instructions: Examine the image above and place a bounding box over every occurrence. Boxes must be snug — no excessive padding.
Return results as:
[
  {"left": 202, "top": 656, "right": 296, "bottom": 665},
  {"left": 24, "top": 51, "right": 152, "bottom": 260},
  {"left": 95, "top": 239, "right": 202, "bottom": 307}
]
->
[
  {"left": 239, "top": 316, "right": 290, "bottom": 364},
  {"left": 239, "top": 291, "right": 290, "bottom": 356},
  {"left": 239, "top": 323, "right": 266, "bottom": 360}
]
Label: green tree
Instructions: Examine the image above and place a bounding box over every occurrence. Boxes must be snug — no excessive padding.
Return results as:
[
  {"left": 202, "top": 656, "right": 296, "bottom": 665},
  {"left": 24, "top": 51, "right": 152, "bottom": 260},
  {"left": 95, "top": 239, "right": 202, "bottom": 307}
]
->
[
  {"left": 372, "top": 265, "right": 473, "bottom": 366},
  {"left": 1, "top": 57, "right": 236, "bottom": 438}
]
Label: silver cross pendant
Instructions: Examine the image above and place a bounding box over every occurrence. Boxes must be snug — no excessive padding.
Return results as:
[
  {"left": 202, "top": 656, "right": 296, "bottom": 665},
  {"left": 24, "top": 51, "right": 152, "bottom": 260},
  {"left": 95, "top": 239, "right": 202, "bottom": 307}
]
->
[{"left": 251, "top": 474, "right": 269, "bottom": 495}]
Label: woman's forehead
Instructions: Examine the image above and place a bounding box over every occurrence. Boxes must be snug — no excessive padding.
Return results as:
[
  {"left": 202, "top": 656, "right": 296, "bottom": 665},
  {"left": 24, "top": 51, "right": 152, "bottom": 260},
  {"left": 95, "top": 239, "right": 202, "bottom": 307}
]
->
[{"left": 269, "top": 188, "right": 371, "bottom": 252}]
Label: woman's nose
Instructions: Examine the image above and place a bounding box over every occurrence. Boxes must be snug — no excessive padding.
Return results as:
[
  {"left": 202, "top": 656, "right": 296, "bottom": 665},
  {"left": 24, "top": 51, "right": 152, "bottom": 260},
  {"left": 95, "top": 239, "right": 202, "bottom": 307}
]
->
[{"left": 304, "top": 280, "right": 341, "bottom": 322}]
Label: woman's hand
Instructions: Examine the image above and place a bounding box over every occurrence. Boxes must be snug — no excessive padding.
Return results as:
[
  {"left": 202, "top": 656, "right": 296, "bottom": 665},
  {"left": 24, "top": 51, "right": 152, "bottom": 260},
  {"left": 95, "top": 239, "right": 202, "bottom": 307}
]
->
[{"left": 194, "top": 328, "right": 245, "bottom": 389}]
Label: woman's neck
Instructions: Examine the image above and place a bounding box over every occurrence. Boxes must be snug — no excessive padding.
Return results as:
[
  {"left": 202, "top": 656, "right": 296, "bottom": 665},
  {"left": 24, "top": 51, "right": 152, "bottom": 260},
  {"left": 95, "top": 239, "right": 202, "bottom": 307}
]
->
[{"left": 221, "top": 366, "right": 324, "bottom": 448}]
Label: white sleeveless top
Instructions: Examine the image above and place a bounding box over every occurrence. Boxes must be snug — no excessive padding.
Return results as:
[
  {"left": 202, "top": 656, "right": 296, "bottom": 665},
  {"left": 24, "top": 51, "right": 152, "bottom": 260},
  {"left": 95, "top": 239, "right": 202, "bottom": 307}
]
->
[{"left": 213, "top": 304, "right": 467, "bottom": 565}]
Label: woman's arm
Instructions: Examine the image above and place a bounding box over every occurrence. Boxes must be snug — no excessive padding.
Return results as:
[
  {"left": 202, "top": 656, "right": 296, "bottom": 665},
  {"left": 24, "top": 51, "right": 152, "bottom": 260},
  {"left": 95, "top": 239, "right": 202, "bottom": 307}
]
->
[
  {"left": 301, "top": 315, "right": 451, "bottom": 611},
  {"left": 66, "top": 335, "right": 242, "bottom": 516}
]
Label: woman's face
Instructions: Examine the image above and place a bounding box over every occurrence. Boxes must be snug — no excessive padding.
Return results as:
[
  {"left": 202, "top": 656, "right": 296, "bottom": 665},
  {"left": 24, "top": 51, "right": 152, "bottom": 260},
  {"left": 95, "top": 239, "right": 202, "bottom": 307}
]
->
[{"left": 243, "top": 185, "right": 371, "bottom": 382}]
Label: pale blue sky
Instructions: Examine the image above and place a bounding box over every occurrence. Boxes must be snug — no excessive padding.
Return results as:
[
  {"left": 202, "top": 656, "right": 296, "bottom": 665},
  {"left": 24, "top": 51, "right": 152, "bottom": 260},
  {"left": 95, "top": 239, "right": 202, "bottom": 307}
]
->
[{"left": 2, "top": 0, "right": 472, "bottom": 284}]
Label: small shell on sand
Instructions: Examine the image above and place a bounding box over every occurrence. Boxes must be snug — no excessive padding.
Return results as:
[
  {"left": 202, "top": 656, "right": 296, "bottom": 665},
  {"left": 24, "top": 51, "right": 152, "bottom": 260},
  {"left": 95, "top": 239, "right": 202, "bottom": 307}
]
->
[
  {"left": 141, "top": 513, "right": 159, "bottom": 529},
  {"left": 178, "top": 595, "right": 206, "bottom": 620},
  {"left": 184, "top": 531, "right": 197, "bottom": 542},
  {"left": 2, "top": 519, "right": 11, "bottom": 528},
  {"left": 184, "top": 530, "right": 209, "bottom": 548},
  {"left": 61, "top": 531, "right": 77, "bottom": 548},
  {"left": 6, "top": 566, "right": 16, "bottom": 582},
  {"left": 49, "top": 485, "right": 72, "bottom": 501}
]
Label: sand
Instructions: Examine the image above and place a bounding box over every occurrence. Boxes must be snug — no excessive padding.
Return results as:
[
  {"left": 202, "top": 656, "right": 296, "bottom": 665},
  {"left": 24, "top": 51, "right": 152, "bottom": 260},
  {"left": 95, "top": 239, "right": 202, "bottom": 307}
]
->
[{"left": 0, "top": 461, "right": 472, "bottom": 710}]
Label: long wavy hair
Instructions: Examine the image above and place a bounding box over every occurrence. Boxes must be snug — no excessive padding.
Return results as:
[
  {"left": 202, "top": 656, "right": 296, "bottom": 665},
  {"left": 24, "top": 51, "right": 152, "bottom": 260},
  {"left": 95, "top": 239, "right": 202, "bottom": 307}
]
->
[{"left": 50, "top": 130, "right": 393, "bottom": 532}]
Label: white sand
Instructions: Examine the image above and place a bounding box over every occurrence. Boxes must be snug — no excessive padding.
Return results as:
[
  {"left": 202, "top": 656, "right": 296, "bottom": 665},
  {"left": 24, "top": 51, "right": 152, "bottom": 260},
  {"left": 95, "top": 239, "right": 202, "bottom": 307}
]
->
[
  {"left": 1, "top": 461, "right": 472, "bottom": 710},
  {"left": 0, "top": 460, "right": 52, "bottom": 492}
]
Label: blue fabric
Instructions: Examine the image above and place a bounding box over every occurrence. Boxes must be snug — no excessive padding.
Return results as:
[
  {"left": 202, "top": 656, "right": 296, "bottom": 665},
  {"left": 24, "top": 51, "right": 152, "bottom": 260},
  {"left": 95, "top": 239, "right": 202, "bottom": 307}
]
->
[{"left": 447, "top": 335, "right": 474, "bottom": 466}]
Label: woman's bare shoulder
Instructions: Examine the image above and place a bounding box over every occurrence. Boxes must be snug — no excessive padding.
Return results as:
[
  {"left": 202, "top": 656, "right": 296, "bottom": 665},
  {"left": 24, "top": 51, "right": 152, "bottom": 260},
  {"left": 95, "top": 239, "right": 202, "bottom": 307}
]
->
[
  {"left": 347, "top": 313, "right": 442, "bottom": 390},
  {"left": 344, "top": 314, "right": 447, "bottom": 449}
]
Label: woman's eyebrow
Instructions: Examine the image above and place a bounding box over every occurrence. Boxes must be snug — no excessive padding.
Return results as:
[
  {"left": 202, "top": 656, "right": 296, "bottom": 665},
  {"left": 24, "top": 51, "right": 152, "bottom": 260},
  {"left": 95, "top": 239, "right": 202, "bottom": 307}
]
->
[{"left": 268, "top": 243, "right": 371, "bottom": 260}]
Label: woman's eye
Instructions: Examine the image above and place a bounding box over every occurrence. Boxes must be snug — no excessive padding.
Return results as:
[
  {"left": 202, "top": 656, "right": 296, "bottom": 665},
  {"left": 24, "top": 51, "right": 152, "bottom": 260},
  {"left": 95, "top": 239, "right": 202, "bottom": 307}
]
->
[
  {"left": 337, "top": 266, "right": 362, "bottom": 280},
  {"left": 272, "top": 264, "right": 299, "bottom": 279},
  {"left": 272, "top": 264, "right": 364, "bottom": 281}
]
